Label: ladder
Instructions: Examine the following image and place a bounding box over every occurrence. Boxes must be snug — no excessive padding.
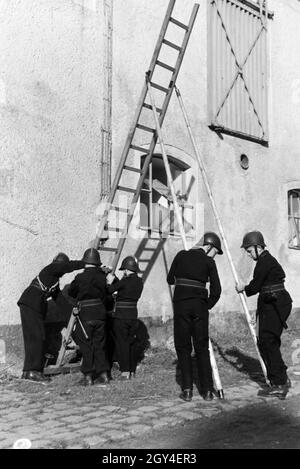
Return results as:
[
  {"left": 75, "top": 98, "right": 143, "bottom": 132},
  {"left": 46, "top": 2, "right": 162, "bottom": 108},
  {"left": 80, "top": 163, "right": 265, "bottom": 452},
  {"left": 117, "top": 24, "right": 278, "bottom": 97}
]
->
[
  {"left": 44, "top": 0, "right": 199, "bottom": 375},
  {"left": 174, "top": 86, "right": 269, "bottom": 384},
  {"left": 146, "top": 79, "right": 224, "bottom": 398},
  {"left": 44, "top": 308, "right": 81, "bottom": 375},
  {"left": 93, "top": 0, "right": 199, "bottom": 275}
]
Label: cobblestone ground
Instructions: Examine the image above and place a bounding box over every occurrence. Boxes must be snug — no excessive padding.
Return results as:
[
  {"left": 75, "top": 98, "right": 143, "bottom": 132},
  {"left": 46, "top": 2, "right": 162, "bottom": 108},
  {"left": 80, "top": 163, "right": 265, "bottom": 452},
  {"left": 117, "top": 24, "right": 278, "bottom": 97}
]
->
[{"left": 1, "top": 370, "right": 300, "bottom": 450}]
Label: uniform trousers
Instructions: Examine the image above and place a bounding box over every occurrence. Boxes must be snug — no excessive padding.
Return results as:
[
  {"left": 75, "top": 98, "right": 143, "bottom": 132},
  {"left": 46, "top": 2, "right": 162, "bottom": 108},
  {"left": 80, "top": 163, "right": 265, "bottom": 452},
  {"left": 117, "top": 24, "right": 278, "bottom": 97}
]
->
[
  {"left": 73, "top": 319, "right": 108, "bottom": 376},
  {"left": 257, "top": 299, "right": 292, "bottom": 385},
  {"left": 113, "top": 318, "right": 138, "bottom": 373},
  {"left": 173, "top": 298, "right": 213, "bottom": 392},
  {"left": 19, "top": 303, "right": 47, "bottom": 371}
]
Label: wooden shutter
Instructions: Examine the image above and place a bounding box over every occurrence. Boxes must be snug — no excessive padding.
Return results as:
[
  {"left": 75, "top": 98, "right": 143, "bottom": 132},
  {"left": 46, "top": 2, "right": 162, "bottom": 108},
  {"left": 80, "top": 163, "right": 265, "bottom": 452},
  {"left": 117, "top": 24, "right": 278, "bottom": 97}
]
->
[{"left": 208, "top": 0, "right": 272, "bottom": 145}]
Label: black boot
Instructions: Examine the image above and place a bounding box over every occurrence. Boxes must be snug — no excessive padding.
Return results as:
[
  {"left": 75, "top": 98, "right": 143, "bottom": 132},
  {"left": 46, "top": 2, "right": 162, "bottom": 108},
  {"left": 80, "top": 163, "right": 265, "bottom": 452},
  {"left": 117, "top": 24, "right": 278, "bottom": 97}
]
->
[
  {"left": 83, "top": 374, "right": 94, "bottom": 386},
  {"left": 94, "top": 372, "right": 109, "bottom": 386},
  {"left": 21, "top": 371, "right": 50, "bottom": 383},
  {"left": 266, "top": 384, "right": 289, "bottom": 400},
  {"left": 202, "top": 390, "right": 214, "bottom": 401},
  {"left": 179, "top": 389, "right": 193, "bottom": 402}
]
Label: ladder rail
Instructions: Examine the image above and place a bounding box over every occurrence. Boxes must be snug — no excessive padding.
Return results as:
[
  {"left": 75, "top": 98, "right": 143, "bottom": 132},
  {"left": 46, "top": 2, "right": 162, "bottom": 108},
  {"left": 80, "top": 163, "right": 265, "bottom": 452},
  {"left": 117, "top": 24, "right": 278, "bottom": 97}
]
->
[
  {"left": 93, "top": 0, "right": 177, "bottom": 250},
  {"left": 175, "top": 86, "right": 269, "bottom": 385},
  {"left": 147, "top": 81, "right": 224, "bottom": 398},
  {"left": 94, "top": 2, "right": 200, "bottom": 275}
]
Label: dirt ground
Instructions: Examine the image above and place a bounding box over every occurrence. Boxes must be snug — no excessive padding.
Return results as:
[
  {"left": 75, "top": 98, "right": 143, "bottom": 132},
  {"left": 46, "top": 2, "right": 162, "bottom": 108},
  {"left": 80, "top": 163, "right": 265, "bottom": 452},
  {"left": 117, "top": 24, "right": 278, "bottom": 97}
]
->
[{"left": 1, "top": 324, "right": 299, "bottom": 417}]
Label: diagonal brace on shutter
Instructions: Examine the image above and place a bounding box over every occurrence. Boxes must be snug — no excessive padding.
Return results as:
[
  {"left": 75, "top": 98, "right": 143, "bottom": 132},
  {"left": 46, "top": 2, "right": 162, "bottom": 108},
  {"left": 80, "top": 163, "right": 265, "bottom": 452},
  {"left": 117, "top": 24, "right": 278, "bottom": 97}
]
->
[{"left": 212, "top": 0, "right": 267, "bottom": 138}]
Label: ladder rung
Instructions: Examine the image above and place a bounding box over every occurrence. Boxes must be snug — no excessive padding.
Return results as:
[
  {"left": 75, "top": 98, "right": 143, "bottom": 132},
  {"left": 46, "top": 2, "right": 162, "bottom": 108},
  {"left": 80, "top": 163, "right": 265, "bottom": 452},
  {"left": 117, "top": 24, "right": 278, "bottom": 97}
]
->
[
  {"left": 162, "top": 39, "right": 182, "bottom": 51},
  {"left": 169, "top": 17, "right": 189, "bottom": 31},
  {"left": 142, "top": 103, "right": 162, "bottom": 114},
  {"left": 130, "top": 144, "right": 150, "bottom": 153},
  {"left": 100, "top": 246, "right": 118, "bottom": 252},
  {"left": 141, "top": 188, "right": 151, "bottom": 193},
  {"left": 117, "top": 185, "right": 136, "bottom": 193},
  {"left": 136, "top": 124, "right": 156, "bottom": 133},
  {"left": 111, "top": 206, "right": 129, "bottom": 213},
  {"left": 150, "top": 82, "right": 169, "bottom": 93},
  {"left": 107, "top": 227, "right": 122, "bottom": 232},
  {"left": 156, "top": 60, "right": 176, "bottom": 72},
  {"left": 124, "top": 165, "right": 143, "bottom": 174}
]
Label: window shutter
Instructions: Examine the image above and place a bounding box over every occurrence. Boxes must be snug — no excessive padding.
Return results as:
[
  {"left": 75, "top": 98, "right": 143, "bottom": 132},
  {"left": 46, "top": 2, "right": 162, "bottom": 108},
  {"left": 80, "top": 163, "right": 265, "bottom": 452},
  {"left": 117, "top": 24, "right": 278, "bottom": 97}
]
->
[{"left": 208, "top": 0, "right": 272, "bottom": 145}]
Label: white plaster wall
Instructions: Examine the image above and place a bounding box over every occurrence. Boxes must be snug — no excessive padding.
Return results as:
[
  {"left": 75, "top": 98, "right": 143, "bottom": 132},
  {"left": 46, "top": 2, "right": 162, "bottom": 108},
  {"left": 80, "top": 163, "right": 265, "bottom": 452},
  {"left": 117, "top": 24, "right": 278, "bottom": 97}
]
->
[
  {"left": 2, "top": 0, "right": 300, "bottom": 327},
  {"left": 0, "top": 0, "right": 105, "bottom": 324},
  {"left": 112, "top": 0, "right": 300, "bottom": 321}
]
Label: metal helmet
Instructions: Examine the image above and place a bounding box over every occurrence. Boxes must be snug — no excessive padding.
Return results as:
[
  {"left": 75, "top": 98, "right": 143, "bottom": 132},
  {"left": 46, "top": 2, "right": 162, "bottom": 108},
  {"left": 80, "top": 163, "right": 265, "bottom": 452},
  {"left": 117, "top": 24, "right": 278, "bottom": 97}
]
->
[
  {"left": 119, "top": 256, "right": 140, "bottom": 272},
  {"left": 82, "top": 248, "right": 101, "bottom": 266},
  {"left": 241, "top": 231, "right": 266, "bottom": 249},
  {"left": 203, "top": 232, "right": 223, "bottom": 255},
  {"left": 52, "top": 252, "right": 69, "bottom": 263}
]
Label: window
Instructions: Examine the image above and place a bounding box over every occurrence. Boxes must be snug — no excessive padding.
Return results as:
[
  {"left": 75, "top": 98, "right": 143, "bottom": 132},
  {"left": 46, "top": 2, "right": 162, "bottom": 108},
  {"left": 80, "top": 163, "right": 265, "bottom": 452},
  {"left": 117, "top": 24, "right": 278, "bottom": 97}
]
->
[
  {"left": 288, "top": 189, "right": 300, "bottom": 249},
  {"left": 140, "top": 154, "right": 195, "bottom": 236},
  {"left": 207, "top": 0, "right": 272, "bottom": 145}
]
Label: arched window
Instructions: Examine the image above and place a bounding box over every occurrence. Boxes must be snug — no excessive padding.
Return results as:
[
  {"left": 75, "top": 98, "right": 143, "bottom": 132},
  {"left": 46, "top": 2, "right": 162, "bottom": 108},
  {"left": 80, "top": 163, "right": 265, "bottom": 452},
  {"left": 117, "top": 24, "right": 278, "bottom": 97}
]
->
[
  {"left": 288, "top": 189, "right": 300, "bottom": 249},
  {"left": 140, "top": 154, "right": 195, "bottom": 236}
]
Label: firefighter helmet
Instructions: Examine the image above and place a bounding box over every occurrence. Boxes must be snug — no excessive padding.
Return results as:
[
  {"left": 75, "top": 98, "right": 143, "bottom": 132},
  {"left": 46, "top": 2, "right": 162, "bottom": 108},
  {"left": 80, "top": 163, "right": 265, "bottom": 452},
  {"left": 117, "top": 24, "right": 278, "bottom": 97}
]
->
[
  {"left": 119, "top": 256, "right": 140, "bottom": 272},
  {"left": 203, "top": 232, "right": 223, "bottom": 255},
  {"left": 241, "top": 231, "right": 266, "bottom": 249},
  {"left": 82, "top": 248, "right": 102, "bottom": 266},
  {"left": 52, "top": 252, "right": 69, "bottom": 264}
]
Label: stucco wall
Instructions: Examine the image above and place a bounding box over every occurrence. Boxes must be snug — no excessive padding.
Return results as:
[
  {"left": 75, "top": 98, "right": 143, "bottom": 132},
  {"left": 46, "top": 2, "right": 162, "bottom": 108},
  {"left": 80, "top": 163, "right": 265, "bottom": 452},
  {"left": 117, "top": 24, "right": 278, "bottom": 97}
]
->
[
  {"left": 0, "top": 0, "right": 105, "bottom": 325},
  {"left": 111, "top": 0, "right": 300, "bottom": 323},
  {"left": 1, "top": 0, "right": 300, "bottom": 330}
]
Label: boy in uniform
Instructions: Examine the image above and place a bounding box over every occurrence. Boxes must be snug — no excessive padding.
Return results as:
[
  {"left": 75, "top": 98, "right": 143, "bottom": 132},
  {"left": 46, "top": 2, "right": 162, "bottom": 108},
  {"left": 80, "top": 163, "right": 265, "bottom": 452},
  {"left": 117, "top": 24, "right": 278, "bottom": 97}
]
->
[
  {"left": 68, "top": 248, "right": 109, "bottom": 386},
  {"left": 106, "top": 256, "right": 144, "bottom": 380},
  {"left": 236, "top": 231, "right": 292, "bottom": 399},
  {"left": 18, "top": 253, "right": 84, "bottom": 382}
]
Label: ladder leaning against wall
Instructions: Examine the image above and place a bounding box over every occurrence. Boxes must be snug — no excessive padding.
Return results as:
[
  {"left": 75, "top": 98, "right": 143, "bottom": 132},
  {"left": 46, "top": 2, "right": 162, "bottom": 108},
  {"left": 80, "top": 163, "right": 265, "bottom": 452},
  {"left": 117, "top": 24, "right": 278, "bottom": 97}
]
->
[{"left": 44, "top": 0, "right": 224, "bottom": 397}]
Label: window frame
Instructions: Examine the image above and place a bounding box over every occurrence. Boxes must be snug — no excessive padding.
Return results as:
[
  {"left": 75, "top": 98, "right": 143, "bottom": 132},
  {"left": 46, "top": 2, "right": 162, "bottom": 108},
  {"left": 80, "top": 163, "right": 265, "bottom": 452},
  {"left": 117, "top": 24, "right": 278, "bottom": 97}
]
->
[{"left": 288, "top": 188, "right": 300, "bottom": 250}]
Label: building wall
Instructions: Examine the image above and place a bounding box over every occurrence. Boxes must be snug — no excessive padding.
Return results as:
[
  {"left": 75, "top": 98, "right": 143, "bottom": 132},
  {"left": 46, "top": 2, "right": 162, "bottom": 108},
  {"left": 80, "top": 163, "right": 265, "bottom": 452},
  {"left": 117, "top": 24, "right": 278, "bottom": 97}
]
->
[
  {"left": 0, "top": 0, "right": 106, "bottom": 325},
  {"left": 111, "top": 0, "right": 300, "bottom": 326},
  {"left": 1, "top": 0, "right": 300, "bottom": 333}
]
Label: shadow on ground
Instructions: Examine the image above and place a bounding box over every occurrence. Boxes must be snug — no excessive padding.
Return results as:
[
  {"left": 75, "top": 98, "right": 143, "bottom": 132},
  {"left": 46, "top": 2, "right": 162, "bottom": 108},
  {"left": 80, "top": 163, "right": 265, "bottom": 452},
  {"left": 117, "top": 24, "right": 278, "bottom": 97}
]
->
[
  {"left": 105, "top": 397, "right": 300, "bottom": 449},
  {"left": 174, "top": 340, "right": 267, "bottom": 396}
]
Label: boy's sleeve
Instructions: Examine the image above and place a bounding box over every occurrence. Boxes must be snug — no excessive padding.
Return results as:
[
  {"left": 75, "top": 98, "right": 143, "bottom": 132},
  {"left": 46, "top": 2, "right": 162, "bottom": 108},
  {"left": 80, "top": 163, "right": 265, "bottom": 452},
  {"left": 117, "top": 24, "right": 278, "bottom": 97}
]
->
[
  {"left": 167, "top": 252, "right": 181, "bottom": 285},
  {"left": 207, "top": 259, "right": 222, "bottom": 309}
]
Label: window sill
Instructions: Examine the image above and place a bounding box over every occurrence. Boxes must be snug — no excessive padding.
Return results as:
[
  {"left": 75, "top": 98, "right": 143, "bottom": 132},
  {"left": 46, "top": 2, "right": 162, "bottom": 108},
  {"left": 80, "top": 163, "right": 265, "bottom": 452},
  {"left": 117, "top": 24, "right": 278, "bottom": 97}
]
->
[{"left": 138, "top": 225, "right": 195, "bottom": 240}]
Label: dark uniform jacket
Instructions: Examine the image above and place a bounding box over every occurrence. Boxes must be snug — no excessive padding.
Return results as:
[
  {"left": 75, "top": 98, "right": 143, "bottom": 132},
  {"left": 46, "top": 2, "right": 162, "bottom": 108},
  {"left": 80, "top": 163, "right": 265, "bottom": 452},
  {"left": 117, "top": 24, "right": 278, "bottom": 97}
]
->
[
  {"left": 68, "top": 267, "right": 107, "bottom": 321},
  {"left": 167, "top": 248, "right": 221, "bottom": 309},
  {"left": 244, "top": 250, "right": 292, "bottom": 321},
  {"left": 107, "top": 273, "right": 144, "bottom": 319},
  {"left": 18, "top": 260, "right": 85, "bottom": 313}
]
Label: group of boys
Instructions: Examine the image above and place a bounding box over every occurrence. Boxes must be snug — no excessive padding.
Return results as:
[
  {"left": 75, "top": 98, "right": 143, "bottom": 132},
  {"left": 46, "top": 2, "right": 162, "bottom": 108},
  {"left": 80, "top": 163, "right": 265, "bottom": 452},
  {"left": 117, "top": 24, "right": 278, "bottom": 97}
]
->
[
  {"left": 17, "top": 229, "right": 292, "bottom": 401},
  {"left": 17, "top": 248, "right": 143, "bottom": 386}
]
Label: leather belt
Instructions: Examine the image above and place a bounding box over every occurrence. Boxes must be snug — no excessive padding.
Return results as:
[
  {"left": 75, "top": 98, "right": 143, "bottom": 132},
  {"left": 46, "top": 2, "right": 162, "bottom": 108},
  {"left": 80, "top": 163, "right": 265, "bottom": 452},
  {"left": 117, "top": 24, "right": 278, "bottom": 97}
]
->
[
  {"left": 30, "top": 277, "right": 59, "bottom": 294},
  {"left": 261, "top": 283, "right": 285, "bottom": 293},
  {"left": 78, "top": 299, "right": 103, "bottom": 307},
  {"left": 115, "top": 301, "right": 137, "bottom": 309},
  {"left": 175, "top": 278, "right": 206, "bottom": 289}
]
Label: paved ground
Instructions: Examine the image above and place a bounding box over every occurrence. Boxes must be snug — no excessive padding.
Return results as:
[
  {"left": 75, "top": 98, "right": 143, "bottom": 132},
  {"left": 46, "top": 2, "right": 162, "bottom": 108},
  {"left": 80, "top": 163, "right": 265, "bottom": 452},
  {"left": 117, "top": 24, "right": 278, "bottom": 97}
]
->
[{"left": 1, "top": 370, "right": 300, "bottom": 449}]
